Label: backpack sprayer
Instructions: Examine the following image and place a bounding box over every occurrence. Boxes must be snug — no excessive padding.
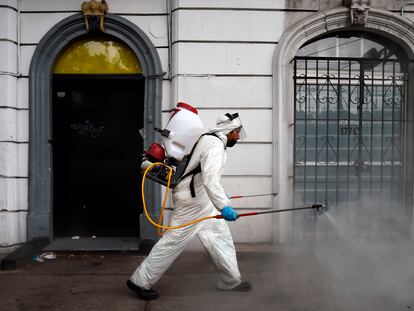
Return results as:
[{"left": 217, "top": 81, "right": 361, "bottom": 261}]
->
[
  {"left": 140, "top": 103, "right": 328, "bottom": 233},
  {"left": 141, "top": 102, "right": 204, "bottom": 188}
]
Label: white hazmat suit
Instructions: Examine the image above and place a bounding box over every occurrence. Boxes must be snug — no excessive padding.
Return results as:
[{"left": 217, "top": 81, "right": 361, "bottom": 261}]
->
[{"left": 130, "top": 115, "right": 244, "bottom": 290}]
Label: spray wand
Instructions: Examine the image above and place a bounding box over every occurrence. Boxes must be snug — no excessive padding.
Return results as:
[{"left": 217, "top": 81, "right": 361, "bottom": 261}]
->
[
  {"left": 215, "top": 204, "right": 327, "bottom": 219},
  {"left": 142, "top": 162, "right": 328, "bottom": 233},
  {"left": 226, "top": 193, "right": 328, "bottom": 217},
  {"left": 229, "top": 193, "right": 278, "bottom": 199}
]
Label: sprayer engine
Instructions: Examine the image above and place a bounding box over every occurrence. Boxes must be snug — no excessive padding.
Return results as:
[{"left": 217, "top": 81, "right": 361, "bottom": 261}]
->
[{"left": 141, "top": 102, "right": 204, "bottom": 188}]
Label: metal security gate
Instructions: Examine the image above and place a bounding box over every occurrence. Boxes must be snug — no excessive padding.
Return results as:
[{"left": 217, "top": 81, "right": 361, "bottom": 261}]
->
[{"left": 293, "top": 56, "right": 413, "bottom": 239}]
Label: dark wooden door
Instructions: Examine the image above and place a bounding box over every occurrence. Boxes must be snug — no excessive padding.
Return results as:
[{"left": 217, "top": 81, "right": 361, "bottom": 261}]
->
[{"left": 52, "top": 75, "right": 144, "bottom": 237}]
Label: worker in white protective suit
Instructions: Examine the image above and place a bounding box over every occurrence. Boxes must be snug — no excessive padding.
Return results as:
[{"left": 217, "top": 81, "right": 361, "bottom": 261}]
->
[{"left": 127, "top": 112, "right": 251, "bottom": 301}]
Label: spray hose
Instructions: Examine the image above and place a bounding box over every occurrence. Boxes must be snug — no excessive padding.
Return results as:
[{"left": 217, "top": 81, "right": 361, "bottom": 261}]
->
[
  {"left": 142, "top": 162, "right": 327, "bottom": 236},
  {"left": 142, "top": 162, "right": 217, "bottom": 236}
]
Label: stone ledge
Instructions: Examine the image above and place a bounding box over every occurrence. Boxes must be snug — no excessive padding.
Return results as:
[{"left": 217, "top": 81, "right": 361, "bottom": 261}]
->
[{"left": 1, "top": 237, "right": 49, "bottom": 270}]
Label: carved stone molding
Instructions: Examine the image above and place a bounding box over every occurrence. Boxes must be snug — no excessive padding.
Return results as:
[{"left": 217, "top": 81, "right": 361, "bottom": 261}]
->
[
  {"left": 344, "top": 0, "right": 372, "bottom": 25},
  {"left": 81, "top": 0, "right": 109, "bottom": 32}
]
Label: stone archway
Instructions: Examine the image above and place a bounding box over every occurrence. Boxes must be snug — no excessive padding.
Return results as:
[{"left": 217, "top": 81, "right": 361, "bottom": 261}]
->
[
  {"left": 28, "top": 13, "right": 164, "bottom": 241},
  {"left": 272, "top": 8, "right": 414, "bottom": 242}
]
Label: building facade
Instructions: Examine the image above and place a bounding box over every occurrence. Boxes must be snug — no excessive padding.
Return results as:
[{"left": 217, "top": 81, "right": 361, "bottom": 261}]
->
[{"left": 1, "top": 0, "right": 414, "bottom": 254}]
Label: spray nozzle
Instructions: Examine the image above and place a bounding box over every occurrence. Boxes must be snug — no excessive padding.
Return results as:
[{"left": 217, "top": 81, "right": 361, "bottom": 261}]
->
[{"left": 312, "top": 204, "right": 329, "bottom": 215}]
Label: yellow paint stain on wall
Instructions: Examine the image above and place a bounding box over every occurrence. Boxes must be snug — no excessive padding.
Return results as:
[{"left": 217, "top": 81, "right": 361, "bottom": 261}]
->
[{"left": 54, "top": 37, "right": 142, "bottom": 74}]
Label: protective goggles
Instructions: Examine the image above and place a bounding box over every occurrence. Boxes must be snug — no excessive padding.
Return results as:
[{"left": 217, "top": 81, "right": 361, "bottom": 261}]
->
[{"left": 218, "top": 113, "right": 247, "bottom": 141}]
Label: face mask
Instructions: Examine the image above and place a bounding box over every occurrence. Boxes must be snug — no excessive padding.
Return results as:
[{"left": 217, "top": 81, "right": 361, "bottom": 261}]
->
[{"left": 226, "top": 139, "right": 237, "bottom": 148}]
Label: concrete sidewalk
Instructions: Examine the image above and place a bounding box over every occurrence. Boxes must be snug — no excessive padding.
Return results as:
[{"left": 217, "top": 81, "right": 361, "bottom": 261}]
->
[{"left": 1, "top": 242, "right": 413, "bottom": 311}]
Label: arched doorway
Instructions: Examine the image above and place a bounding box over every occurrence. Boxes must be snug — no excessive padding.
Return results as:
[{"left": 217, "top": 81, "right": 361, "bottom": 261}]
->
[
  {"left": 52, "top": 36, "right": 144, "bottom": 237},
  {"left": 272, "top": 8, "right": 414, "bottom": 241},
  {"left": 28, "top": 14, "right": 163, "bottom": 242},
  {"left": 293, "top": 32, "right": 412, "bottom": 239}
]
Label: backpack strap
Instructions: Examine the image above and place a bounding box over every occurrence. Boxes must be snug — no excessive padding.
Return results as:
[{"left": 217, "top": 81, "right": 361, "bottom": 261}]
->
[
  {"left": 181, "top": 165, "right": 201, "bottom": 197},
  {"left": 180, "top": 132, "right": 222, "bottom": 197}
]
